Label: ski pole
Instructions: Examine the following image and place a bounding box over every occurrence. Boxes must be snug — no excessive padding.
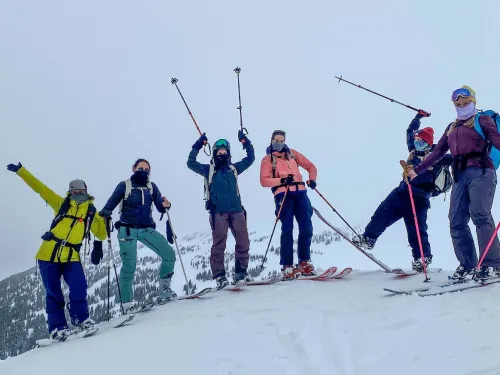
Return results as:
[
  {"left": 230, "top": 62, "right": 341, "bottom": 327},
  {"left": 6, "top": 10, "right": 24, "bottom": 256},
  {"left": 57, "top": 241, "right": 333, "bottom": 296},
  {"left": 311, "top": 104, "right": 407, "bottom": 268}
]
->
[
  {"left": 171, "top": 78, "right": 211, "bottom": 156},
  {"left": 313, "top": 189, "right": 359, "bottom": 236},
  {"left": 401, "top": 161, "right": 430, "bottom": 282},
  {"left": 474, "top": 221, "right": 500, "bottom": 275},
  {"left": 233, "top": 67, "right": 248, "bottom": 138},
  {"left": 259, "top": 185, "right": 290, "bottom": 273},
  {"left": 312, "top": 206, "right": 392, "bottom": 272},
  {"left": 106, "top": 218, "right": 125, "bottom": 316},
  {"left": 335, "top": 75, "right": 431, "bottom": 117},
  {"left": 165, "top": 210, "right": 191, "bottom": 295}
]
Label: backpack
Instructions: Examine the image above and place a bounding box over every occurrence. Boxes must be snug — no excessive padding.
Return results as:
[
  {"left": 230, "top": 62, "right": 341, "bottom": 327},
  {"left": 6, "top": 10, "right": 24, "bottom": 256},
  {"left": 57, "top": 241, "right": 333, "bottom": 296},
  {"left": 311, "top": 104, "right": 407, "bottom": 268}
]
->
[
  {"left": 119, "top": 179, "right": 153, "bottom": 213},
  {"left": 204, "top": 163, "right": 239, "bottom": 210},
  {"left": 474, "top": 110, "right": 500, "bottom": 169},
  {"left": 271, "top": 150, "right": 296, "bottom": 178},
  {"left": 49, "top": 196, "right": 97, "bottom": 242},
  {"left": 431, "top": 165, "right": 453, "bottom": 197}
]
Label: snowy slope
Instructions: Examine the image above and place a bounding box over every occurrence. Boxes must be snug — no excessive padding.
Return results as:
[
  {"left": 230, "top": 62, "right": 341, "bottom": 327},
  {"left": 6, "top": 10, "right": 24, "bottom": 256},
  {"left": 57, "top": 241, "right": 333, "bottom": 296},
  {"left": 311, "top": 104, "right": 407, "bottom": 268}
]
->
[{"left": 3, "top": 269, "right": 500, "bottom": 375}]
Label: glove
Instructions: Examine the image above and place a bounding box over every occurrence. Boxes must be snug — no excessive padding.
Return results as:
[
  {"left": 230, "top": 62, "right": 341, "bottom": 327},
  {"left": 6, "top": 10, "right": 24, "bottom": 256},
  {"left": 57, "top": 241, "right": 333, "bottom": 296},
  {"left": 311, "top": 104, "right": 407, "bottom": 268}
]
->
[
  {"left": 166, "top": 220, "right": 176, "bottom": 244},
  {"left": 238, "top": 130, "right": 251, "bottom": 145},
  {"left": 280, "top": 174, "right": 294, "bottom": 186},
  {"left": 99, "top": 210, "right": 112, "bottom": 218},
  {"left": 192, "top": 133, "right": 208, "bottom": 151},
  {"left": 307, "top": 180, "right": 317, "bottom": 190},
  {"left": 7, "top": 162, "right": 22, "bottom": 172},
  {"left": 400, "top": 160, "right": 414, "bottom": 181},
  {"left": 415, "top": 109, "right": 430, "bottom": 119},
  {"left": 91, "top": 240, "right": 103, "bottom": 265}
]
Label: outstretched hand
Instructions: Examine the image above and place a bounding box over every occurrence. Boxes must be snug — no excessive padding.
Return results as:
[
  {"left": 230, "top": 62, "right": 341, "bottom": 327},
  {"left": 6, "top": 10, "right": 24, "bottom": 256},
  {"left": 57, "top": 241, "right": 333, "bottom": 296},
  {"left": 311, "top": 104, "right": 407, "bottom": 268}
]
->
[
  {"left": 238, "top": 130, "right": 250, "bottom": 145},
  {"left": 193, "top": 133, "right": 208, "bottom": 150}
]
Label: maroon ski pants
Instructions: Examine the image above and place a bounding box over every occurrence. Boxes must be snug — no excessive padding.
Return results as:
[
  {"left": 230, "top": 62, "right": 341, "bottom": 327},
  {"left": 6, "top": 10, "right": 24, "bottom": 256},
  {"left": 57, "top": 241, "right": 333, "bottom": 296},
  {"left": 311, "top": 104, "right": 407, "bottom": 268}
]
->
[{"left": 209, "top": 211, "right": 250, "bottom": 278}]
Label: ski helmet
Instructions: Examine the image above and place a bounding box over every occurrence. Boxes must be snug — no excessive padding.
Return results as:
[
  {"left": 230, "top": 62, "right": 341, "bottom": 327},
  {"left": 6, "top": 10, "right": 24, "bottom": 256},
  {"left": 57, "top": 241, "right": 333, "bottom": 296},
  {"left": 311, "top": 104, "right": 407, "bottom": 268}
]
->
[{"left": 213, "top": 139, "right": 231, "bottom": 157}]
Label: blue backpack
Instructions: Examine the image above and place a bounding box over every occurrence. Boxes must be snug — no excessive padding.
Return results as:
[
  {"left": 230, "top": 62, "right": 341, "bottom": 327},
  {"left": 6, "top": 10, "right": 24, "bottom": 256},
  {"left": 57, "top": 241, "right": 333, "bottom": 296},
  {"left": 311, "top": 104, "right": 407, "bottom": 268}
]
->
[{"left": 474, "top": 110, "right": 500, "bottom": 169}]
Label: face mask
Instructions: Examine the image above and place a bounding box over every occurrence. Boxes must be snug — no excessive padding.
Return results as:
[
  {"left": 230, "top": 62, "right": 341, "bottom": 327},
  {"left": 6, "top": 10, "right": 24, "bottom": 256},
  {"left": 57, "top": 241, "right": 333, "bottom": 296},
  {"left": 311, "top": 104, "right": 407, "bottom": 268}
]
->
[
  {"left": 272, "top": 141, "right": 285, "bottom": 152},
  {"left": 132, "top": 170, "right": 149, "bottom": 183},
  {"left": 456, "top": 102, "right": 477, "bottom": 120},
  {"left": 414, "top": 140, "right": 429, "bottom": 152},
  {"left": 215, "top": 154, "right": 229, "bottom": 166},
  {"left": 71, "top": 193, "right": 90, "bottom": 204}
]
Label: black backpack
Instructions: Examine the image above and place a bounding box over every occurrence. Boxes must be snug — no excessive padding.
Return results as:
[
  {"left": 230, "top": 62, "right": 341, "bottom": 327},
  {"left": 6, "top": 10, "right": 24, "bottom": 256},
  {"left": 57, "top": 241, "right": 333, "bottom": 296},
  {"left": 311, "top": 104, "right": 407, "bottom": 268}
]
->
[{"left": 48, "top": 196, "right": 97, "bottom": 242}]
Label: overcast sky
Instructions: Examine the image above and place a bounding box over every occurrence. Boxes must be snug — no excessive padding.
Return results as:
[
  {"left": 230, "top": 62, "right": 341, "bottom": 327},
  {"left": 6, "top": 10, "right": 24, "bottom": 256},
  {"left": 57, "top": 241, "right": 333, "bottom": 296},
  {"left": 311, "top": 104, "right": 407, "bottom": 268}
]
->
[{"left": 2, "top": 0, "right": 500, "bottom": 279}]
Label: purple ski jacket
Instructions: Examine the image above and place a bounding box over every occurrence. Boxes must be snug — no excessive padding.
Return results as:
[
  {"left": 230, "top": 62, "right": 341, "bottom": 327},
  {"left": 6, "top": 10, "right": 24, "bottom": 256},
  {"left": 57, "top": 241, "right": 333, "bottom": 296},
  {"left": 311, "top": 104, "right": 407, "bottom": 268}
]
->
[{"left": 415, "top": 114, "right": 500, "bottom": 175}]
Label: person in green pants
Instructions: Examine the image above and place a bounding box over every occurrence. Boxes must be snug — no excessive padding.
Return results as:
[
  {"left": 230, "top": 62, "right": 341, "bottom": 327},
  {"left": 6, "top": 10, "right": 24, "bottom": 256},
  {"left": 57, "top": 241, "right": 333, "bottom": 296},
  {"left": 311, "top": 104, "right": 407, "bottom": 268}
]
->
[{"left": 100, "top": 158, "right": 176, "bottom": 312}]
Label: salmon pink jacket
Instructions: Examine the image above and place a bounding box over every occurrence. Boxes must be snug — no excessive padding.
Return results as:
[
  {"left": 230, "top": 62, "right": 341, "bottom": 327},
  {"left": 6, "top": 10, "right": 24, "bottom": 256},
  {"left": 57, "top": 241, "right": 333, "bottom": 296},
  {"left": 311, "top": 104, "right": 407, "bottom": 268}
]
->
[{"left": 260, "top": 146, "right": 317, "bottom": 196}]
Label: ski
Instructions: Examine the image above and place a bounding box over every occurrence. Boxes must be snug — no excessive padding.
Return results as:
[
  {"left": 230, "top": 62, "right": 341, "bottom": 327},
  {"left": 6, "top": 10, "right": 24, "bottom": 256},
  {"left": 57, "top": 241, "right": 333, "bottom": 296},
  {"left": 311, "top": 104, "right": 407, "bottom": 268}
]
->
[
  {"left": 418, "top": 276, "right": 500, "bottom": 297},
  {"left": 156, "top": 287, "right": 212, "bottom": 305},
  {"left": 329, "top": 267, "right": 353, "bottom": 279},
  {"left": 246, "top": 276, "right": 283, "bottom": 286},
  {"left": 114, "top": 314, "right": 135, "bottom": 328},
  {"left": 36, "top": 327, "right": 99, "bottom": 348},
  {"left": 391, "top": 267, "right": 443, "bottom": 277},
  {"left": 295, "top": 266, "right": 337, "bottom": 281},
  {"left": 312, "top": 207, "right": 393, "bottom": 272},
  {"left": 384, "top": 278, "right": 471, "bottom": 295}
]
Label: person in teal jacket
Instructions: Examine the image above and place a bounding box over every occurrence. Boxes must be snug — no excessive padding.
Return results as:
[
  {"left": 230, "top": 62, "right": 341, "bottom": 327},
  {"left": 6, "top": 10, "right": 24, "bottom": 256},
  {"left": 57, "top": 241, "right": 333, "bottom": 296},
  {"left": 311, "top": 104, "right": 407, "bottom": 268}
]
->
[{"left": 187, "top": 131, "right": 255, "bottom": 289}]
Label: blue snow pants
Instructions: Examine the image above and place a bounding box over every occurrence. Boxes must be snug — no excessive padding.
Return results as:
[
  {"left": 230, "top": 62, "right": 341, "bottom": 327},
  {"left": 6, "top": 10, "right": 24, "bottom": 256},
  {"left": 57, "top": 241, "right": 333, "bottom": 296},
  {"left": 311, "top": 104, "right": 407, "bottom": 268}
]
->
[
  {"left": 38, "top": 260, "right": 89, "bottom": 333},
  {"left": 363, "top": 188, "right": 431, "bottom": 260},
  {"left": 274, "top": 191, "right": 313, "bottom": 266}
]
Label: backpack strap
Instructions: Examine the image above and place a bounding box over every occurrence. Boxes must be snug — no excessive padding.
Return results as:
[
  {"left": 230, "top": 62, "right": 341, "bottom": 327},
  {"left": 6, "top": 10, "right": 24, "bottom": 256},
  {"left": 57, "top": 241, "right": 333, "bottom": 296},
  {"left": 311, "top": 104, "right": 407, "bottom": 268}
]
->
[
  {"left": 119, "top": 179, "right": 154, "bottom": 213},
  {"left": 204, "top": 163, "right": 216, "bottom": 202},
  {"left": 229, "top": 165, "right": 239, "bottom": 196},
  {"left": 271, "top": 151, "right": 296, "bottom": 178},
  {"left": 50, "top": 196, "right": 72, "bottom": 231}
]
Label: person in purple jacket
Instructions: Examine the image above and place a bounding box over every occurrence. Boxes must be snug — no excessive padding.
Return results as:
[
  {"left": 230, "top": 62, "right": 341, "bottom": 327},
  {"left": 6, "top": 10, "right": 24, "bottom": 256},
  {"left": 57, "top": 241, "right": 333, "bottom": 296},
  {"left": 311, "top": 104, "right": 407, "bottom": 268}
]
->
[{"left": 407, "top": 86, "right": 500, "bottom": 280}]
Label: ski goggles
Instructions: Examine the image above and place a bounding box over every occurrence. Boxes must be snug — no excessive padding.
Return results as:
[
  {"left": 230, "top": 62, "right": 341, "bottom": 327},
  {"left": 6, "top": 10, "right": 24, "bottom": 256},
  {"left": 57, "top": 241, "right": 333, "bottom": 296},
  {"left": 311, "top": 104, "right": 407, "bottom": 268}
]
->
[
  {"left": 451, "top": 87, "right": 475, "bottom": 102},
  {"left": 213, "top": 139, "right": 230, "bottom": 149}
]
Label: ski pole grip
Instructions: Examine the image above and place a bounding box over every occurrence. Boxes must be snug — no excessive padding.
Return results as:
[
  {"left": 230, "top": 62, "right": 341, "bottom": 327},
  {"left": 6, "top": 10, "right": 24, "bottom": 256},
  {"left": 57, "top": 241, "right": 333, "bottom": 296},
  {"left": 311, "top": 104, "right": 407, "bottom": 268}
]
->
[{"left": 418, "top": 109, "right": 431, "bottom": 117}]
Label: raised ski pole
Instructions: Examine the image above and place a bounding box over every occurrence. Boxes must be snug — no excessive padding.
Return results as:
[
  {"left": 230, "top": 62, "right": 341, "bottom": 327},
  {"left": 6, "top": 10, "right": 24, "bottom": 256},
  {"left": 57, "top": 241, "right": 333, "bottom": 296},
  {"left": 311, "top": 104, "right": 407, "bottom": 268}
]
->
[
  {"left": 166, "top": 210, "right": 191, "bottom": 295},
  {"left": 401, "top": 161, "right": 430, "bottom": 282},
  {"left": 106, "top": 218, "right": 125, "bottom": 316},
  {"left": 313, "top": 189, "right": 359, "bottom": 236},
  {"left": 171, "top": 77, "right": 211, "bottom": 156},
  {"left": 474, "top": 221, "right": 500, "bottom": 278},
  {"left": 335, "top": 75, "right": 431, "bottom": 117},
  {"left": 234, "top": 67, "right": 248, "bottom": 137},
  {"left": 259, "top": 185, "right": 291, "bottom": 273}
]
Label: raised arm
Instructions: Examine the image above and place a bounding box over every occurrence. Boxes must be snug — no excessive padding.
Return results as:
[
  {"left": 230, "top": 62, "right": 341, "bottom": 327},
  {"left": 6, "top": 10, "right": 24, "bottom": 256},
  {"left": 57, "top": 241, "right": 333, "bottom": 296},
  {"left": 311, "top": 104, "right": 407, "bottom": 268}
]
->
[
  {"left": 406, "top": 115, "right": 422, "bottom": 152},
  {"left": 233, "top": 135, "right": 255, "bottom": 175},
  {"left": 14, "top": 165, "right": 64, "bottom": 212}
]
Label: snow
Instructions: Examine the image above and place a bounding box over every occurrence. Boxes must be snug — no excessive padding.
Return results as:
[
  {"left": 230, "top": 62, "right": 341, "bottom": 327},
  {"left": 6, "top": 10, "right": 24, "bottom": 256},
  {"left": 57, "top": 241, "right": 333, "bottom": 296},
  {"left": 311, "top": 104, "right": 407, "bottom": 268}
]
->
[{"left": 3, "top": 270, "right": 500, "bottom": 375}]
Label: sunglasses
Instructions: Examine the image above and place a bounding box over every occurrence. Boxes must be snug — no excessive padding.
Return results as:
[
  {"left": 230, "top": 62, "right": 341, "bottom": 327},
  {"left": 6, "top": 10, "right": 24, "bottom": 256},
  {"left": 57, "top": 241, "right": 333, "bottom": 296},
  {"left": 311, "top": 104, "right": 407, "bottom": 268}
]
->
[
  {"left": 451, "top": 88, "right": 474, "bottom": 102},
  {"left": 214, "top": 139, "right": 229, "bottom": 149}
]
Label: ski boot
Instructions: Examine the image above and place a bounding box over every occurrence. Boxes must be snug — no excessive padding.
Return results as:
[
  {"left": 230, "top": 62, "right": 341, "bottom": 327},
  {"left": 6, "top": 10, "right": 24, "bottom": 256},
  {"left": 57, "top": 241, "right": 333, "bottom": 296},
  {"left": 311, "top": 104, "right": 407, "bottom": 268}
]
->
[
  {"left": 49, "top": 327, "right": 72, "bottom": 342},
  {"left": 75, "top": 318, "right": 95, "bottom": 331},
  {"left": 450, "top": 265, "right": 474, "bottom": 281},
  {"left": 215, "top": 275, "right": 230, "bottom": 290},
  {"left": 233, "top": 271, "right": 252, "bottom": 285},
  {"left": 297, "top": 260, "right": 316, "bottom": 276},
  {"left": 494, "top": 267, "right": 500, "bottom": 277},
  {"left": 411, "top": 256, "right": 432, "bottom": 272},
  {"left": 281, "top": 265, "right": 301, "bottom": 280},
  {"left": 474, "top": 266, "right": 493, "bottom": 282},
  {"left": 158, "top": 275, "right": 177, "bottom": 302},
  {"left": 352, "top": 234, "right": 376, "bottom": 250}
]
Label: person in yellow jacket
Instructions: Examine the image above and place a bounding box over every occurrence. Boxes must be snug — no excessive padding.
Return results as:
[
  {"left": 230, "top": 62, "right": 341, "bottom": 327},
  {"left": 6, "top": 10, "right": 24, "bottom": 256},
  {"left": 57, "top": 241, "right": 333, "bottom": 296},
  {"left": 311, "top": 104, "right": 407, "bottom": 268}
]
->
[{"left": 7, "top": 162, "right": 107, "bottom": 341}]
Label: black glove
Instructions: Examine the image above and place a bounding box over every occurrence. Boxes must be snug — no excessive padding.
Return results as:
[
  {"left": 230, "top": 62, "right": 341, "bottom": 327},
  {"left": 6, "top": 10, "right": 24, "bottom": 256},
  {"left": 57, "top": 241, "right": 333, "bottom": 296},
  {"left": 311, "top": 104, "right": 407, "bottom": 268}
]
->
[
  {"left": 192, "top": 133, "right": 208, "bottom": 151},
  {"left": 307, "top": 180, "right": 317, "bottom": 190},
  {"left": 238, "top": 130, "right": 251, "bottom": 145},
  {"left": 166, "top": 220, "right": 175, "bottom": 244},
  {"left": 7, "top": 162, "right": 22, "bottom": 172},
  {"left": 91, "top": 240, "right": 103, "bottom": 265},
  {"left": 99, "top": 210, "right": 112, "bottom": 218},
  {"left": 280, "top": 174, "right": 294, "bottom": 186}
]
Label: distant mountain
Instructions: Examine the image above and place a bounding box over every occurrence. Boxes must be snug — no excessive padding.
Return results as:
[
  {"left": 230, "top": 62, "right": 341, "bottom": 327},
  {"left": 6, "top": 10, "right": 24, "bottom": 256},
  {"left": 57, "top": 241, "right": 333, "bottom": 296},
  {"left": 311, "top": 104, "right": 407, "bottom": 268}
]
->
[{"left": 0, "top": 227, "right": 354, "bottom": 359}]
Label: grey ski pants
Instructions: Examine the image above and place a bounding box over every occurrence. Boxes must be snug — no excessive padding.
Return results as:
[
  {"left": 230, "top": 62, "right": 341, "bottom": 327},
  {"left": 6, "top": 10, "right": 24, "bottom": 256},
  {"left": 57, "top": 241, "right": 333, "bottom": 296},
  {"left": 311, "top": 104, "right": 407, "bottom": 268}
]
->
[
  {"left": 449, "top": 167, "right": 500, "bottom": 269},
  {"left": 209, "top": 211, "right": 250, "bottom": 278}
]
